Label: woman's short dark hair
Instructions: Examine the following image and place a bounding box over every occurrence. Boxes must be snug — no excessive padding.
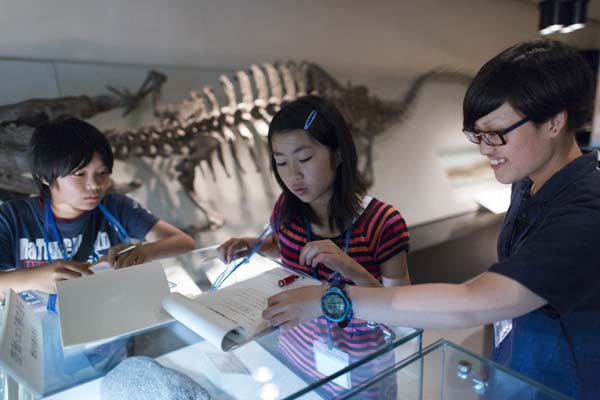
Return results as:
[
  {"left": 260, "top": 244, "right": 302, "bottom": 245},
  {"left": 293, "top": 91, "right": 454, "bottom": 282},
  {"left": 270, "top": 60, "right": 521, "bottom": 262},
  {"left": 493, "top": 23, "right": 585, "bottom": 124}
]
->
[
  {"left": 267, "top": 95, "right": 367, "bottom": 232},
  {"left": 30, "top": 118, "right": 114, "bottom": 199},
  {"left": 463, "top": 39, "right": 594, "bottom": 133}
]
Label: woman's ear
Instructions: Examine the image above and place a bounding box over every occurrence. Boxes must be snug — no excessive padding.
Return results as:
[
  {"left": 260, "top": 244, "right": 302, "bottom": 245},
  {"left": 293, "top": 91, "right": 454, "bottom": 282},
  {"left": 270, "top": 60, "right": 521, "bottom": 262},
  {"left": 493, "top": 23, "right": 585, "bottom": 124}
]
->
[{"left": 548, "top": 110, "right": 568, "bottom": 138}]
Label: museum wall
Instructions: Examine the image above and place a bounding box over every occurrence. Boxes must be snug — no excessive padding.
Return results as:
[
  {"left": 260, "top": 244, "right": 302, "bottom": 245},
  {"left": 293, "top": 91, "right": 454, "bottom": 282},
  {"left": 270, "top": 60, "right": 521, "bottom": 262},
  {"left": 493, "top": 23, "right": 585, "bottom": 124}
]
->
[{"left": 1, "top": 0, "right": 599, "bottom": 245}]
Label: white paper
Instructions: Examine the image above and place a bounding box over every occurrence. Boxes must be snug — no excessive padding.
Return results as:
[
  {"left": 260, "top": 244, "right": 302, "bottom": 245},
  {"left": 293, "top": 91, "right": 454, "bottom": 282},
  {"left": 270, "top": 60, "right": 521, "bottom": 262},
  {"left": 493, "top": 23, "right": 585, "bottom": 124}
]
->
[
  {"left": 0, "top": 289, "right": 44, "bottom": 396},
  {"left": 57, "top": 261, "right": 171, "bottom": 347},
  {"left": 162, "top": 268, "right": 319, "bottom": 351},
  {"left": 88, "top": 261, "right": 113, "bottom": 274}
]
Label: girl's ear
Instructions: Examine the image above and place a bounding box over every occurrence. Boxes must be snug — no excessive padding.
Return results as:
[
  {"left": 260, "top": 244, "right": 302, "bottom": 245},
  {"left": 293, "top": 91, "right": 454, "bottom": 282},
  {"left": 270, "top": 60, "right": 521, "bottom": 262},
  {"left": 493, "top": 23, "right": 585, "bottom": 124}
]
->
[
  {"left": 335, "top": 151, "right": 342, "bottom": 166},
  {"left": 548, "top": 110, "right": 567, "bottom": 138}
]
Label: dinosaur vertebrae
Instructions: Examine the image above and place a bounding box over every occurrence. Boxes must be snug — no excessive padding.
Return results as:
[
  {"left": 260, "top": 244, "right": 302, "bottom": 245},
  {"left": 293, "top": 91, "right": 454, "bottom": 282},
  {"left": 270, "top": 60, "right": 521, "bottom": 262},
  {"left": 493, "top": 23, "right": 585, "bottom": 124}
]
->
[
  {"left": 104, "top": 62, "right": 472, "bottom": 193},
  {"left": 105, "top": 61, "right": 389, "bottom": 189}
]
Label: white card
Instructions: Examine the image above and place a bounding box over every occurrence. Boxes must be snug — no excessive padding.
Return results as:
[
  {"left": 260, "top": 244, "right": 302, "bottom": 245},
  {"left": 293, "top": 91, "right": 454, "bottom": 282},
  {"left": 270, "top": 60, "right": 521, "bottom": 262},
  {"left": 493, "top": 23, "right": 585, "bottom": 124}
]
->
[
  {"left": 313, "top": 339, "right": 351, "bottom": 390},
  {"left": 493, "top": 319, "right": 513, "bottom": 348},
  {"left": 57, "top": 261, "right": 171, "bottom": 347}
]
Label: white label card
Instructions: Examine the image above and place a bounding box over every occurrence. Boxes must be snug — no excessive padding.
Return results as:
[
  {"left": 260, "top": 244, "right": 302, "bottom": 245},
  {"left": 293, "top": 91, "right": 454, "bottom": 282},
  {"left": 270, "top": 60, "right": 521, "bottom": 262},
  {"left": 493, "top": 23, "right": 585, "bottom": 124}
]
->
[
  {"left": 493, "top": 319, "right": 513, "bottom": 348},
  {"left": 313, "top": 339, "right": 351, "bottom": 390}
]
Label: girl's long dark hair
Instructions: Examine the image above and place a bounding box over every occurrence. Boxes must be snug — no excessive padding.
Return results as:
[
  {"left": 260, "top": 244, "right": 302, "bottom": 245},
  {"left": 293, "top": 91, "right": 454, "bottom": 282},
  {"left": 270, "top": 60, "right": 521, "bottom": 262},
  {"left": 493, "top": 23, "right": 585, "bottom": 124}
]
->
[{"left": 268, "top": 95, "right": 367, "bottom": 233}]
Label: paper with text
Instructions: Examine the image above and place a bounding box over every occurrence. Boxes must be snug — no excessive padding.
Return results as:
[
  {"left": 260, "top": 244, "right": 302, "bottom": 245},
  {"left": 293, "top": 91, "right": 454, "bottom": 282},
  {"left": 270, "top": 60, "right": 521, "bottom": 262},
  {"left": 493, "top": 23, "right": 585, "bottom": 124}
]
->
[
  {"left": 0, "top": 289, "right": 44, "bottom": 396},
  {"left": 162, "top": 268, "right": 319, "bottom": 351}
]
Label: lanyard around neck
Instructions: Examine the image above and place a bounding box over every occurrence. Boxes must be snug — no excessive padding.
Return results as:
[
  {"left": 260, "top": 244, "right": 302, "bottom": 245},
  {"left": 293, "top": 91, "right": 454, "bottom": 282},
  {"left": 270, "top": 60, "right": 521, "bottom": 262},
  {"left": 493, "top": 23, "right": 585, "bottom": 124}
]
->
[
  {"left": 305, "top": 220, "right": 351, "bottom": 280},
  {"left": 44, "top": 200, "right": 131, "bottom": 263}
]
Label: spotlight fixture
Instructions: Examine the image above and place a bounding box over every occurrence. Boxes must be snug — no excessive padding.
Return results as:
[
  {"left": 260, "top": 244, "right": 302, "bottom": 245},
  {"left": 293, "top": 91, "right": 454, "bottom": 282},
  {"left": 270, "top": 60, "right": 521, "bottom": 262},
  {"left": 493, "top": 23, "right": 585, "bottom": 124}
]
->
[{"left": 539, "top": 0, "right": 588, "bottom": 35}]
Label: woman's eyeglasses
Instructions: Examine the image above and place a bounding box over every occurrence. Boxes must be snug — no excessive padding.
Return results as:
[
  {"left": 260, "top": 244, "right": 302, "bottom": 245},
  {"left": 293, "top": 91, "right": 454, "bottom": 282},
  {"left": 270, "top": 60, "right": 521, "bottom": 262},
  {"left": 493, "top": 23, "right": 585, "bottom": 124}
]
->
[{"left": 462, "top": 117, "right": 530, "bottom": 146}]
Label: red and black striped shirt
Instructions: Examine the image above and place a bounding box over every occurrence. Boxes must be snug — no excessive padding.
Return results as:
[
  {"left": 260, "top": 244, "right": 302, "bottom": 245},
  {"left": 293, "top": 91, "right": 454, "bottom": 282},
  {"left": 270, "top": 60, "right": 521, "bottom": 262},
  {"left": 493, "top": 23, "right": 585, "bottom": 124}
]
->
[{"left": 270, "top": 195, "right": 409, "bottom": 398}]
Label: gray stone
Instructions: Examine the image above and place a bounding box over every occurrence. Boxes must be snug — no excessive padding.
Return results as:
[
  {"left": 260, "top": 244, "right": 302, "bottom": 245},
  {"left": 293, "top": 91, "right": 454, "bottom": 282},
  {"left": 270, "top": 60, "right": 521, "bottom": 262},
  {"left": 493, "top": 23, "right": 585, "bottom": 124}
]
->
[{"left": 101, "top": 356, "right": 210, "bottom": 400}]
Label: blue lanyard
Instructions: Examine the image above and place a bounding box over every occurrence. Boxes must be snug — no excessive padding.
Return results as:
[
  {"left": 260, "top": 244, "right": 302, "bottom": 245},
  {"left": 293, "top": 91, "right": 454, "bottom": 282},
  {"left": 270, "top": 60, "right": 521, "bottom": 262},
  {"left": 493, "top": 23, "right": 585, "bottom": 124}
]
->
[
  {"left": 43, "top": 200, "right": 131, "bottom": 263},
  {"left": 211, "top": 224, "right": 274, "bottom": 290},
  {"left": 97, "top": 203, "right": 132, "bottom": 243},
  {"left": 305, "top": 220, "right": 351, "bottom": 282}
]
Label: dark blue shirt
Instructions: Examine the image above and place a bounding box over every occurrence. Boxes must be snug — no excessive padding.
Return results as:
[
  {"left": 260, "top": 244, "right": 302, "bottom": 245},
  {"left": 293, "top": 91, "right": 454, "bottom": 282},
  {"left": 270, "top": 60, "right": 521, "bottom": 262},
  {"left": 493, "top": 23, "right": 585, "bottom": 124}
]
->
[
  {"left": 0, "top": 193, "right": 159, "bottom": 269},
  {"left": 490, "top": 150, "right": 600, "bottom": 399}
]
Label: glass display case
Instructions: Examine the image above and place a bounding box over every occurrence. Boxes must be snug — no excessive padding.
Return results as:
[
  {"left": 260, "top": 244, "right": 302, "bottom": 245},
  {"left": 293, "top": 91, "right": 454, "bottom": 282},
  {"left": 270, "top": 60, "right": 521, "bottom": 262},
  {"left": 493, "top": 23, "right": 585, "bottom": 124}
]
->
[
  {"left": 0, "top": 248, "right": 422, "bottom": 399},
  {"left": 308, "top": 339, "right": 572, "bottom": 400}
]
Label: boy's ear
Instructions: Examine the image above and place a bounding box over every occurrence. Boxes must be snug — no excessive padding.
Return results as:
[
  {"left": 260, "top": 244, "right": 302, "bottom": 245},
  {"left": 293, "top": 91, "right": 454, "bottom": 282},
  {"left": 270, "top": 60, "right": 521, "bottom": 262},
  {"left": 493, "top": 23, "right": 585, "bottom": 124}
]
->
[
  {"left": 39, "top": 176, "right": 50, "bottom": 186},
  {"left": 548, "top": 110, "right": 567, "bottom": 138}
]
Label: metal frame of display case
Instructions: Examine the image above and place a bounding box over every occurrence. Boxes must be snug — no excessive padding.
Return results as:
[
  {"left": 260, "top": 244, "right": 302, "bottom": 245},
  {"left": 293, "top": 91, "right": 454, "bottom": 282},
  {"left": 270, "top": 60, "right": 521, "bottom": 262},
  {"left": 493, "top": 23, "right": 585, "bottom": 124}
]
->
[{"left": 336, "top": 339, "right": 573, "bottom": 400}]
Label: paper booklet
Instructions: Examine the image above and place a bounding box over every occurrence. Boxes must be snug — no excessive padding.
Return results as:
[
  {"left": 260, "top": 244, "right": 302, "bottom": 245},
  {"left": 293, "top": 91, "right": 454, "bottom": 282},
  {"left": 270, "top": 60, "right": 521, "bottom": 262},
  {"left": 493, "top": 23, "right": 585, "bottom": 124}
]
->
[
  {"left": 0, "top": 289, "right": 44, "bottom": 397},
  {"left": 162, "top": 268, "right": 319, "bottom": 352}
]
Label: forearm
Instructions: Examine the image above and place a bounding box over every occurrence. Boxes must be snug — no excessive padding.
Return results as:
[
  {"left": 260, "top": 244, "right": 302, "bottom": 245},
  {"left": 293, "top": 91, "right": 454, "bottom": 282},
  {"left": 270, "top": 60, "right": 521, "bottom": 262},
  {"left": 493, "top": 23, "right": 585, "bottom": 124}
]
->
[
  {"left": 255, "top": 235, "right": 281, "bottom": 259},
  {"left": 349, "top": 273, "right": 545, "bottom": 329},
  {"left": 345, "top": 263, "right": 382, "bottom": 287},
  {"left": 0, "top": 269, "right": 44, "bottom": 294},
  {"left": 143, "top": 233, "right": 196, "bottom": 260}
]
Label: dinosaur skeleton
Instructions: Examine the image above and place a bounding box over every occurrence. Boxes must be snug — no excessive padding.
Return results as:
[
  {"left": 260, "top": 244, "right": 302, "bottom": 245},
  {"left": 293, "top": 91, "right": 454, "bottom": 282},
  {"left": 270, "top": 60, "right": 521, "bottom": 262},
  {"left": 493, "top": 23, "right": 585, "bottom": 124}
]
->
[{"left": 0, "top": 62, "right": 472, "bottom": 230}]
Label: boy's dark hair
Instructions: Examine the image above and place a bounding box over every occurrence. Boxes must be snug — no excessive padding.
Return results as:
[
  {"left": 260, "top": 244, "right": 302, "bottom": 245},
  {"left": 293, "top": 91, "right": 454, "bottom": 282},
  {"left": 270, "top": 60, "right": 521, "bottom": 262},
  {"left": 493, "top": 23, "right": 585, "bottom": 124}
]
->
[
  {"left": 30, "top": 118, "right": 114, "bottom": 199},
  {"left": 267, "top": 95, "right": 367, "bottom": 232},
  {"left": 463, "top": 39, "right": 594, "bottom": 133}
]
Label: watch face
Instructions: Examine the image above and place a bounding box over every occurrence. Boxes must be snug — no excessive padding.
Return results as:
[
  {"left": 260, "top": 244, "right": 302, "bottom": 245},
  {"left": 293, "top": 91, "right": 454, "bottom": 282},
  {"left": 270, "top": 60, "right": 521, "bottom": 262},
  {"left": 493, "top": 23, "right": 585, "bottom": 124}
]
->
[{"left": 323, "top": 293, "right": 346, "bottom": 319}]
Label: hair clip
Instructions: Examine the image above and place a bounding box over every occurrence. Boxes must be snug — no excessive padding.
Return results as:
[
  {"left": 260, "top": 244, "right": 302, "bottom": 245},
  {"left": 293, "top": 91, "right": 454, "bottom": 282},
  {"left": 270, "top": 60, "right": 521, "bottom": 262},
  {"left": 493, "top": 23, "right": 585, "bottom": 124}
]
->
[{"left": 304, "top": 110, "right": 317, "bottom": 130}]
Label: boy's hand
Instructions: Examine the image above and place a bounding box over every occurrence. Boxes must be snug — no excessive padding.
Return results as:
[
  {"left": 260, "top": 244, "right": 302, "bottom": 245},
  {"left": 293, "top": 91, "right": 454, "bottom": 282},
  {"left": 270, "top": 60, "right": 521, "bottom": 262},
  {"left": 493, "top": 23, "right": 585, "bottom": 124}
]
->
[
  {"left": 31, "top": 260, "right": 92, "bottom": 293},
  {"left": 107, "top": 243, "right": 152, "bottom": 269}
]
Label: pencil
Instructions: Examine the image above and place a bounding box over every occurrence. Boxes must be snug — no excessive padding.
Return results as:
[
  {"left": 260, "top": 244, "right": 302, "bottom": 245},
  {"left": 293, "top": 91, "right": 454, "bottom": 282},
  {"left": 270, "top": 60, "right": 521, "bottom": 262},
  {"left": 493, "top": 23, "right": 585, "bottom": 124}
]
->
[{"left": 116, "top": 244, "right": 137, "bottom": 256}]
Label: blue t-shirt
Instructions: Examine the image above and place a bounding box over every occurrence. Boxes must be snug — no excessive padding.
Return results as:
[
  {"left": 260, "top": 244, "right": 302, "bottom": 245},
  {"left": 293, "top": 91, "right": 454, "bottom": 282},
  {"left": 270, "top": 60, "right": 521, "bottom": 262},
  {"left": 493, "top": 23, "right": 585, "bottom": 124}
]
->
[
  {"left": 490, "top": 150, "right": 600, "bottom": 399},
  {"left": 0, "top": 193, "right": 159, "bottom": 270}
]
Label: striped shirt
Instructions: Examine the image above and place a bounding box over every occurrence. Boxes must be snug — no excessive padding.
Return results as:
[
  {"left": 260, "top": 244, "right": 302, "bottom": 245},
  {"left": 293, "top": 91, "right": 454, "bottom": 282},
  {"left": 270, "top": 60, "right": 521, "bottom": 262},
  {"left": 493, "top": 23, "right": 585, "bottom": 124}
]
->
[
  {"left": 272, "top": 195, "right": 409, "bottom": 283},
  {"left": 270, "top": 195, "right": 409, "bottom": 398}
]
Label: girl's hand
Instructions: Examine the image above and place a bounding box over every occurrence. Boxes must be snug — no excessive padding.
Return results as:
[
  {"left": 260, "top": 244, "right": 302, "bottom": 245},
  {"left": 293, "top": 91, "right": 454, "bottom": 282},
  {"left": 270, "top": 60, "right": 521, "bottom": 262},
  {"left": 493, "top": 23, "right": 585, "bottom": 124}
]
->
[
  {"left": 299, "top": 239, "right": 362, "bottom": 278},
  {"left": 217, "top": 238, "right": 251, "bottom": 264},
  {"left": 262, "top": 285, "right": 327, "bottom": 330},
  {"left": 107, "top": 243, "right": 151, "bottom": 268},
  {"left": 300, "top": 240, "right": 382, "bottom": 286},
  {"left": 31, "top": 260, "right": 92, "bottom": 293}
]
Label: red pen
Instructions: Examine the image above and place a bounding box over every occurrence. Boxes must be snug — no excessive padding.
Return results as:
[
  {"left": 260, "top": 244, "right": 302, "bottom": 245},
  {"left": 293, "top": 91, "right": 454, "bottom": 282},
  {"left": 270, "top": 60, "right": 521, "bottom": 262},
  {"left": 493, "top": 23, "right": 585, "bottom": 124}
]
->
[{"left": 278, "top": 274, "right": 303, "bottom": 287}]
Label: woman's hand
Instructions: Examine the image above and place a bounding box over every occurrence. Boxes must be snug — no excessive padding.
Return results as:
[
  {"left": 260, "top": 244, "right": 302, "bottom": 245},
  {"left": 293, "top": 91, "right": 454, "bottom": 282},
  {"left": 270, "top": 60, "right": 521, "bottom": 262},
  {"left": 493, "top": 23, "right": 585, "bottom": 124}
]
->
[
  {"left": 300, "top": 240, "right": 381, "bottom": 286},
  {"left": 262, "top": 285, "right": 327, "bottom": 330},
  {"left": 107, "top": 243, "right": 151, "bottom": 268},
  {"left": 30, "top": 260, "right": 92, "bottom": 293},
  {"left": 217, "top": 238, "right": 251, "bottom": 264}
]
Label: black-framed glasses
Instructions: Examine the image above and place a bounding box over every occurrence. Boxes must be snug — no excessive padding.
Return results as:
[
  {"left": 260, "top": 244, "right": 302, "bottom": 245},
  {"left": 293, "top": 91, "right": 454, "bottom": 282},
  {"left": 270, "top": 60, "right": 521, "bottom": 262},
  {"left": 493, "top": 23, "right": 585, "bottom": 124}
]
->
[{"left": 462, "top": 117, "right": 530, "bottom": 146}]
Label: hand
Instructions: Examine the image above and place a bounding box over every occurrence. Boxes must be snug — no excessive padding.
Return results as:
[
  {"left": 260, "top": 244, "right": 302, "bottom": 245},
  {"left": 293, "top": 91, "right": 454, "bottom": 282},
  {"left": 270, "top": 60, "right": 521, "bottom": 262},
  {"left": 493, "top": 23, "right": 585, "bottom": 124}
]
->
[
  {"left": 300, "top": 240, "right": 362, "bottom": 279},
  {"left": 107, "top": 243, "right": 151, "bottom": 268},
  {"left": 217, "top": 238, "right": 250, "bottom": 264},
  {"left": 262, "top": 285, "right": 327, "bottom": 330},
  {"left": 30, "top": 260, "right": 92, "bottom": 293}
]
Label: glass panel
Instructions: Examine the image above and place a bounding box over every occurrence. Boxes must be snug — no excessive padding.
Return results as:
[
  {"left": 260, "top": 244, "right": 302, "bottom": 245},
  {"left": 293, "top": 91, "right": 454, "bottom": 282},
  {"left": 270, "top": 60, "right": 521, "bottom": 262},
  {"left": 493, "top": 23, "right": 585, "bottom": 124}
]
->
[
  {"left": 1, "top": 248, "right": 422, "bottom": 399},
  {"left": 335, "top": 340, "right": 573, "bottom": 400}
]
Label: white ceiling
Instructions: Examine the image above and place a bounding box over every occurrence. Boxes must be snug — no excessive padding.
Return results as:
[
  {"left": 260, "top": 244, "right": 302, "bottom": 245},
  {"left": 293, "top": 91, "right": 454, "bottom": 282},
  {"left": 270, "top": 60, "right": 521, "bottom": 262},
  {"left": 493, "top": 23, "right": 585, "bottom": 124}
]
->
[{"left": 0, "top": 0, "right": 598, "bottom": 81}]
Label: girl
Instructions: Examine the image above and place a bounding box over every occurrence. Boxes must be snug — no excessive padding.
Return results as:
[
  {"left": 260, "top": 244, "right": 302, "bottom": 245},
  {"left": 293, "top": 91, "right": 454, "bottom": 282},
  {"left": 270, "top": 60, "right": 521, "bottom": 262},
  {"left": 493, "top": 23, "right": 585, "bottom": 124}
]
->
[
  {"left": 0, "top": 118, "right": 196, "bottom": 294},
  {"left": 263, "top": 40, "right": 600, "bottom": 399},
  {"left": 219, "top": 95, "right": 410, "bottom": 397}
]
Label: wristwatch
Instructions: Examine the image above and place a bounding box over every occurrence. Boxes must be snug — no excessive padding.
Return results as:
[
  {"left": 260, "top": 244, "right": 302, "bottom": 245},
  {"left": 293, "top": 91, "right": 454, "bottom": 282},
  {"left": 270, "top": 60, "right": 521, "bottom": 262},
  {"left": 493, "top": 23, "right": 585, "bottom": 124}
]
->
[{"left": 321, "top": 283, "right": 353, "bottom": 328}]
